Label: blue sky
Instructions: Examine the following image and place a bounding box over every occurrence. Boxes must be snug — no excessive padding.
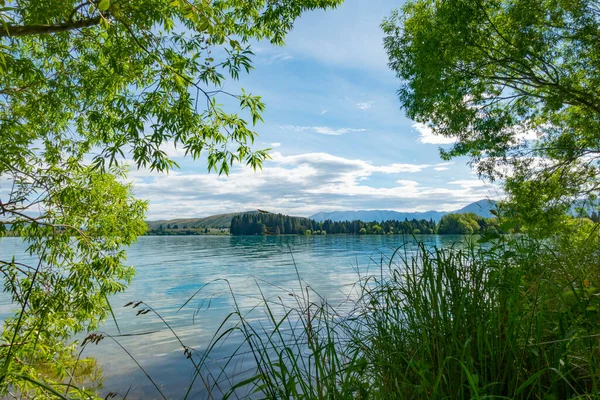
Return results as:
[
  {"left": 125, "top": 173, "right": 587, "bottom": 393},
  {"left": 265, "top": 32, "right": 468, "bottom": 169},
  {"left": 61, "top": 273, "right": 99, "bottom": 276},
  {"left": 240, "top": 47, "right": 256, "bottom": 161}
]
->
[{"left": 132, "top": 0, "right": 503, "bottom": 220}]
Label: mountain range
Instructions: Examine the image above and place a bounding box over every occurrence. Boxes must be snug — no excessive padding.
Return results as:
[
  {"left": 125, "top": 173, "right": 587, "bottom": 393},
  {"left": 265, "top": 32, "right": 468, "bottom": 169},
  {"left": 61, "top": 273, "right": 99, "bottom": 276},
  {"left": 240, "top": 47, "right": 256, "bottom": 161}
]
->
[
  {"left": 146, "top": 200, "right": 498, "bottom": 229},
  {"left": 309, "top": 199, "right": 497, "bottom": 223}
]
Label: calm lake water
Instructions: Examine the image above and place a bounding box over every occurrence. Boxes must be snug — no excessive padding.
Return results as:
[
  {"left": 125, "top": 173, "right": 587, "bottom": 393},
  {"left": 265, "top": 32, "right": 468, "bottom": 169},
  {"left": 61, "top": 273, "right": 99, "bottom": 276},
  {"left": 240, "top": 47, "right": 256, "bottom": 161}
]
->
[{"left": 0, "top": 234, "right": 466, "bottom": 399}]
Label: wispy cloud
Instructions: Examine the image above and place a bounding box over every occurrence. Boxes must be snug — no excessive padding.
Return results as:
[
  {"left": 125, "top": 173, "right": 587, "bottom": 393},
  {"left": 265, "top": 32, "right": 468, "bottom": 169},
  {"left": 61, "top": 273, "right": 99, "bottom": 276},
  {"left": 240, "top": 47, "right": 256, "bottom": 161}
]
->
[
  {"left": 413, "top": 122, "right": 457, "bottom": 145},
  {"left": 266, "top": 53, "right": 294, "bottom": 64},
  {"left": 270, "top": 142, "right": 281, "bottom": 148},
  {"left": 280, "top": 125, "right": 367, "bottom": 136},
  {"left": 356, "top": 101, "right": 374, "bottom": 110},
  {"left": 320, "top": 109, "right": 328, "bottom": 115}
]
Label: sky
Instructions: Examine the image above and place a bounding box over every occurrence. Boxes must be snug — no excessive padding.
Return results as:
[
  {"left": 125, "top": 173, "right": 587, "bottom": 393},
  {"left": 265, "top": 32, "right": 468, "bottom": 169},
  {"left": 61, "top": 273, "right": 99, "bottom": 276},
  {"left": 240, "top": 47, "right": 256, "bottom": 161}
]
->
[{"left": 131, "top": 0, "right": 503, "bottom": 220}]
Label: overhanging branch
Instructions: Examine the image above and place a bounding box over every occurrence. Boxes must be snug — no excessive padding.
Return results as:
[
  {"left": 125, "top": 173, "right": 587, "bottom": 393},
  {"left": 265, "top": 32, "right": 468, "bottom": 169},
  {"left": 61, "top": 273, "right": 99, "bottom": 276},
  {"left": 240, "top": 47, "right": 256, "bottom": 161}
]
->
[{"left": 0, "top": 17, "right": 101, "bottom": 37}]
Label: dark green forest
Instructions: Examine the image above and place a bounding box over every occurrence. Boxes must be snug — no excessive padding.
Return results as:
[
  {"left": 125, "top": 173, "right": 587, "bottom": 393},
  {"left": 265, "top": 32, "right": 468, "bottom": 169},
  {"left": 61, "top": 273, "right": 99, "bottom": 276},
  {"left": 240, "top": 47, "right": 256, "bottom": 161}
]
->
[{"left": 229, "top": 212, "right": 510, "bottom": 235}]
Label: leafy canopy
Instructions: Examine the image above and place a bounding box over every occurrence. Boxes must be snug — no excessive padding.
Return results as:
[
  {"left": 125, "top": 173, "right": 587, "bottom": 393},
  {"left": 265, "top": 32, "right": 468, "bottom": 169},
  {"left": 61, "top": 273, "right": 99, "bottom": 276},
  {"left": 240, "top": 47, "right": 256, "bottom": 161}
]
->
[
  {"left": 0, "top": 0, "right": 342, "bottom": 396},
  {"left": 1, "top": 0, "right": 342, "bottom": 174},
  {"left": 383, "top": 0, "right": 600, "bottom": 227}
]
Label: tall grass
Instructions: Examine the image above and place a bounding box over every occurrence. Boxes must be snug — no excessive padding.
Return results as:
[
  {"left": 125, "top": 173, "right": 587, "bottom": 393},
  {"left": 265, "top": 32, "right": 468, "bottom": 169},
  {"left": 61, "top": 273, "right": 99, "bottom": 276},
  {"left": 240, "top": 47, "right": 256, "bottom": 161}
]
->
[
  {"left": 197, "top": 236, "right": 600, "bottom": 399},
  {"left": 354, "top": 238, "right": 598, "bottom": 399}
]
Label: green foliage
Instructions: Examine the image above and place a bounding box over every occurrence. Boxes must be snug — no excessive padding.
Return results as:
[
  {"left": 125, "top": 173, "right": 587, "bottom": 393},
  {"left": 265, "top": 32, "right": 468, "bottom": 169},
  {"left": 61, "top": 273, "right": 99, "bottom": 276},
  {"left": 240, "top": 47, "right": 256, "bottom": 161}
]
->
[
  {"left": 438, "top": 213, "right": 480, "bottom": 234},
  {"left": 437, "top": 212, "right": 508, "bottom": 235},
  {"left": 0, "top": 0, "right": 343, "bottom": 396},
  {"left": 0, "top": 166, "right": 146, "bottom": 397},
  {"left": 134, "top": 2, "right": 600, "bottom": 397},
  {"left": 382, "top": 0, "right": 600, "bottom": 227}
]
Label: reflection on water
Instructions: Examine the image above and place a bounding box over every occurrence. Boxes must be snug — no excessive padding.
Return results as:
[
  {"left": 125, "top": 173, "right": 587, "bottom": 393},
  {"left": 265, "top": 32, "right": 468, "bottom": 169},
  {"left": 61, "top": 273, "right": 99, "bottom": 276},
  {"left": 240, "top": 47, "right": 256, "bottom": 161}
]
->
[{"left": 0, "top": 235, "right": 465, "bottom": 399}]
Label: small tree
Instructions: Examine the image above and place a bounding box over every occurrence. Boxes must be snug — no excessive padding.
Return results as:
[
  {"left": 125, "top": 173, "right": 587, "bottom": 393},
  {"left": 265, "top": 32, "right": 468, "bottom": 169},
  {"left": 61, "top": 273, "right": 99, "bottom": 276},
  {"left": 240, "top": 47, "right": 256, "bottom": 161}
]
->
[{"left": 383, "top": 0, "right": 600, "bottom": 231}]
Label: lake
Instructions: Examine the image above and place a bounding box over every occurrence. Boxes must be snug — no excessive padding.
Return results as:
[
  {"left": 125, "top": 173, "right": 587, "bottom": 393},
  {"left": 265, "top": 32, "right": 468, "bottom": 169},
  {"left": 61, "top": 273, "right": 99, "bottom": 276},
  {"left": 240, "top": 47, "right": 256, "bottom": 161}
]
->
[{"left": 0, "top": 234, "right": 466, "bottom": 399}]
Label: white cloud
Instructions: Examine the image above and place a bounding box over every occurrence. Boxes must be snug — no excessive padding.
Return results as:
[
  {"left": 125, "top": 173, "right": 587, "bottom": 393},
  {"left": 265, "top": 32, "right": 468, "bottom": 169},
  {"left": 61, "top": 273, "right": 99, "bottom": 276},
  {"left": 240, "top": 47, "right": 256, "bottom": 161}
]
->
[
  {"left": 159, "top": 141, "right": 188, "bottom": 158},
  {"left": 395, "top": 179, "right": 419, "bottom": 188},
  {"left": 320, "top": 109, "right": 328, "bottom": 115},
  {"left": 433, "top": 162, "right": 454, "bottom": 171},
  {"left": 473, "top": 156, "right": 555, "bottom": 179},
  {"left": 413, "top": 123, "right": 457, "bottom": 145},
  {"left": 270, "top": 142, "right": 281, "bottom": 148},
  {"left": 356, "top": 101, "right": 374, "bottom": 110},
  {"left": 448, "top": 179, "right": 489, "bottom": 189},
  {"left": 375, "top": 163, "right": 432, "bottom": 173},
  {"left": 130, "top": 151, "right": 500, "bottom": 219},
  {"left": 510, "top": 125, "right": 540, "bottom": 144},
  {"left": 413, "top": 118, "right": 540, "bottom": 147},
  {"left": 280, "top": 125, "right": 367, "bottom": 136}
]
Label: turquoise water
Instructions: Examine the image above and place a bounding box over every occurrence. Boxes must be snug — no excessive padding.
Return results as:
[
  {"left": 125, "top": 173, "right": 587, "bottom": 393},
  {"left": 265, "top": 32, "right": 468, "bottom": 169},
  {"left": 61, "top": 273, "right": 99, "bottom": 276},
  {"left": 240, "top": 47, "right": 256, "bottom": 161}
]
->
[{"left": 0, "top": 234, "right": 466, "bottom": 399}]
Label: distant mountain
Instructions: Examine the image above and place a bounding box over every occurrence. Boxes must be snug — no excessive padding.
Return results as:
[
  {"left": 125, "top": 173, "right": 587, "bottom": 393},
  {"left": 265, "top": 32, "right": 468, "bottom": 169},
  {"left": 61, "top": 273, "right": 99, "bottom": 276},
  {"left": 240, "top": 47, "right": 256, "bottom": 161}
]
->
[
  {"left": 454, "top": 199, "right": 497, "bottom": 219},
  {"left": 310, "top": 199, "right": 498, "bottom": 223}
]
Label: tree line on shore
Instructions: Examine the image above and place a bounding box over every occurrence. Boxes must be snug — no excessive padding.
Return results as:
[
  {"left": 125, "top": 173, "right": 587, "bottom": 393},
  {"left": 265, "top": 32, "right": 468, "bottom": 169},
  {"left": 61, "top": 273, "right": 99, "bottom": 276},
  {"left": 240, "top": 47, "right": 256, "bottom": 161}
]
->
[{"left": 229, "top": 212, "right": 515, "bottom": 236}]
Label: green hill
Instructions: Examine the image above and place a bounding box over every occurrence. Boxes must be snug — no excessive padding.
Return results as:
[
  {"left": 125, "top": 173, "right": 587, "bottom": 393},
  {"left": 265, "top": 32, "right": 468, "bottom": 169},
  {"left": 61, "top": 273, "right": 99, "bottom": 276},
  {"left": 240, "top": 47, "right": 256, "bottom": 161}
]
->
[{"left": 146, "top": 211, "right": 258, "bottom": 231}]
